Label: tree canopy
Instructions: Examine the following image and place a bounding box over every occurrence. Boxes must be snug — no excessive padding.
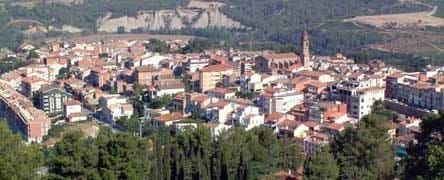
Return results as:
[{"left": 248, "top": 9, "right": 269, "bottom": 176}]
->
[
  {"left": 330, "top": 114, "right": 395, "bottom": 179},
  {"left": 403, "top": 112, "right": 444, "bottom": 179},
  {"left": 44, "top": 125, "right": 304, "bottom": 179},
  {"left": 304, "top": 145, "right": 339, "bottom": 180},
  {"left": 0, "top": 120, "right": 43, "bottom": 180}
]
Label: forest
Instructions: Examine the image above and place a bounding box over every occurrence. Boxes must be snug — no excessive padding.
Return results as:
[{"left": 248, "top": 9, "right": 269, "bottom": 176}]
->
[{"left": 1, "top": 109, "right": 443, "bottom": 179}]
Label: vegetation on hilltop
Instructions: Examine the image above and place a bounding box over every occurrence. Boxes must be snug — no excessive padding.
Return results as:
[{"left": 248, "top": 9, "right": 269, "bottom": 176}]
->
[
  {"left": 221, "top": 0, "right": 428, "bottom": 43},
  {"left": 0, "top": 0, "right": 442, "bottom": 71},
  {"left": 0, "top": 121, "right": 43, "bottom": 180}
]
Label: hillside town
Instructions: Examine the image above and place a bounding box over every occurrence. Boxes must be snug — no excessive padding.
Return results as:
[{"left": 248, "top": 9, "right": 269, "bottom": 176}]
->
[{"left": 0, "top": 31, "right": 436, "bottom": 167}]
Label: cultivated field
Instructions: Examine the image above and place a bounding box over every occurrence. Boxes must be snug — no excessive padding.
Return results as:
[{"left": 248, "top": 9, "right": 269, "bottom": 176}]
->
[
  {"left": 344, "top": 6, "right": 444, "bottom": 28},
  {"left": 367, "top": 29, "right": 444, "bottom": 54}
]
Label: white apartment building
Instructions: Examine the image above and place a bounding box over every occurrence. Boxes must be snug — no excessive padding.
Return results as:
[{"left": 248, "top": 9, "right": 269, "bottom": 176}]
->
[
  {"left": 140, "top": 53, "right": 168, "bottom": 68},
  {"left": 386, "top": 72, "right": 444, "bottom": 110},
  {"left": 232, "top": 105, "right": 264, "bottom": 130},
  {"left": 331, "top": 74, "right": 385, "bottom": 120},
  {"left": 102, "top": 103, "right": 134, "bottom": 122},
  {"left": 185, "top": 58, "right": 210, "bottom": 73},
  {"left": 99, "top": 95, "right": 134, "bottom": 122},
  {"left": 260, "top": 88, "right": 304, "bottom": 114}
]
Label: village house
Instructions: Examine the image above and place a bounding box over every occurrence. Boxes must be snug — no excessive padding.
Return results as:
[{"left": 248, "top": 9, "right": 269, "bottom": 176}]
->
[
  {"left": 64, "top": 100, "right": 87, "bottom": 122},
  {"left": 147, "top": 79, "right": 185, "bottom": 100},
  {"left": 205, "top": 87, "right": 236, "bottom": 99},
  {"left": 199, "top": 63, "right": 233, "bottom": 93},
  {"left": 134, "top": 66, "right": 174, "bottom": 85},
  {"left": 153, "top": 112, "right": 184, "bottom": 127},
  {"left": 205, "top": 99, "right": 233, "bottom": 125},
  {"left": 232, "top": 105, "right": 264, "bottom": 130},
  {"left": 21, "top": 76, "right": 48, "bottom": 97},
  {"left": 259, "top": 87, "right": 304, "bottom": 114}
]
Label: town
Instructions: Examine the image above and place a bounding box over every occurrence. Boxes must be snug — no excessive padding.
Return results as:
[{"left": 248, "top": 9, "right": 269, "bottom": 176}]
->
[{"left": 0, "top": 31, "right": 440, "bottom": 178}]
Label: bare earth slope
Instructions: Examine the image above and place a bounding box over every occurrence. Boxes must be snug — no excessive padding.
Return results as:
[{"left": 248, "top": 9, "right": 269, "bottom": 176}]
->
[{"left": 97, "top": 0, "right": 244, "bottom": 33}]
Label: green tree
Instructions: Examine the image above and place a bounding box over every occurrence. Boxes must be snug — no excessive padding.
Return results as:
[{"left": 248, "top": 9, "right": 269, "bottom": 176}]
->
[
  {"left": 26, "top": 49, "right": 40, "bottom": 59},
  {"left": 146, "top": 39, "right": 170, "bottom": 54},
  {"left": 0, "top": 121, "right": 43, "bottom": 180},
  {"left": 0, "top": 57, "right": 26, "bottom": 73},
  {"left": 57, "top": 67, "right": 69, "bottom": 79},
  {"left": 117, "top": 26, "right": 125, "bottom": 34},
  {"left": 47, "top": 128, "right": 152, "bottom": 179},
  {"left": 115, "top": 115, "right": 140, "bottom": 135},
  {"left": 133, "top": 82, "right": 145, "bottom": 96},
  {"left": 235, "top": 153, "right": 249, "bottom": 180},
  {"left": 46, "top": 131, "right": 99, "bottom": 178},
  {"left": 181, "top": 39, "right": 217, "bottom": 53},
  {"left": 304, "top": 146, "right": 339, "bottom": 180},
  {"left": 235, "top": 90, "right": 254, "bottom": 100},
  {"left": 148, "top": 95, "right": 172, "bottom": 109},
  {"left": 403, "top": 112, "right": 444, "bottom": 179},
  {"left": 331, "top": 114, "right": 395, "bottom": 179},
  {"left": 278, "top": 138, "right": 304, "bottom": 171}
]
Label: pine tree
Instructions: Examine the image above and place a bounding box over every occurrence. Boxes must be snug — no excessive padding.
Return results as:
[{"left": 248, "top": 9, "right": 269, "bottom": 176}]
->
[
  {"left": 403, "top": 113, "right": 444, "bottom": 179},
  {"left": 0, "top": 121, "right": 43, "bottom": 180},
  {"left": 279, "top": 137, "right": 304, "bottom": 171},
  {"left": 304, "top": 146, "right": 339, "bottom": 180},
  {"left": 331, "top": 114, "right": 395, "bottom": 179},
  {"left": 236, "top": 153, "right": 249, "bottom": 180}
]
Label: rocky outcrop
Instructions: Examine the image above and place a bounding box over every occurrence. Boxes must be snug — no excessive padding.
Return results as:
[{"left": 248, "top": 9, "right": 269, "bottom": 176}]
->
[{"left": 97, "top": 2, "right": 244, "bottom": 33}]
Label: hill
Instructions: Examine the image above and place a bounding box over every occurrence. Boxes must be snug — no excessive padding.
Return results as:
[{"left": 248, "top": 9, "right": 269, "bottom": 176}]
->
[{"left": 1, "top": 0, "right": 444, "bottom": 71}]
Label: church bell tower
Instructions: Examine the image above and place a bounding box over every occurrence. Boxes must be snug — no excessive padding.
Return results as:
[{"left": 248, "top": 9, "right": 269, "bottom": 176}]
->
[{"left": 301, "top": 30, "right": 311, "bottom": 68}]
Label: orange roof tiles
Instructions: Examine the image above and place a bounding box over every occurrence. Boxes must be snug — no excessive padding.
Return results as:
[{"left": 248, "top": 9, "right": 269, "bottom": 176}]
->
[
  {"left": 326, "top": 123, "right": 344, "bottom": 131},
  {"left": 206, "top": 87, "right": 234, "bottom": 94},
  {"left": 191, "top": 94, "right": 209, "bottom": 103},
  {"left": 265, "top": 112, "right": 285, "bottom": 122},
  {"left": 64, "top": 100, "right": 81, "bottom": 106},
  {"left": 295, "top": 70, "right": 326, "bottom": 78},
  {"left": 263, "top": 52, "right": 299, "bottom": 60},
  {"left": 201, "top": 63, "right": 231, "bottom": 72},
  {"left": 303, "top": 121, "right": 320, "bottom": 128},
  {"left": 277, "top": 119, "right": 300, "bottom": 129},
  {"left": 22, "top": 76, "right": 45, "bottom": 84},
  {"left": 154, "top": 112, "right": 184, "bottom": 122}
]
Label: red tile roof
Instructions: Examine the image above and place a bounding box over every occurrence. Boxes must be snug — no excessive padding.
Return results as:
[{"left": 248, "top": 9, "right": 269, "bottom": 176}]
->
[
  {"left": 265, "top": 112, "right": 285, "bottom": 122},
  {"left": 154, "top": 112, "right": 184, "bottom": 122},
  {"left": 303, "top": 121, "right": 320, "bottom": 128},
  {"left": 206, "top": 87, "right": 235, "bottom": 94},
  {"left": 326, "top": 123, "right": 344, "bottom": 131},
  {"left": 277, "top": 119, "right": 300, "bottom": 129},
  {"left": 64, "top": 100, "right": 81, "bottom": 106},
  {"left": 201, "top": 63, "right": 231, "bottom": 72}
]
